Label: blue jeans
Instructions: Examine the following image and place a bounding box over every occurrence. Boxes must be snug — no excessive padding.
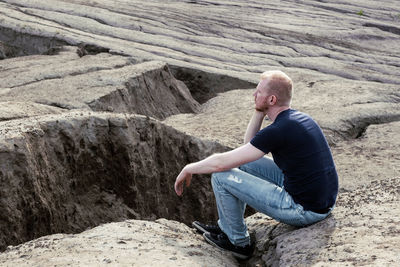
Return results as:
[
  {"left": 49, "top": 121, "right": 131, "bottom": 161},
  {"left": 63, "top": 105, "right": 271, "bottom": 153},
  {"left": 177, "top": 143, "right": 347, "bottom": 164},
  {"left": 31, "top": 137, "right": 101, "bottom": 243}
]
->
[{"left": 211, "top": 156, "right": 333, "bottom": 246}]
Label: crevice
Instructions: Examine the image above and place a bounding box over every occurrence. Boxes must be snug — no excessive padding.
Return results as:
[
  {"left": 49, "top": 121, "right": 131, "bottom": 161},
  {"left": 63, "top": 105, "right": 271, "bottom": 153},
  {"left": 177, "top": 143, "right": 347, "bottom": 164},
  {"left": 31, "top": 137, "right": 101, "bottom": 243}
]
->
[
  {"left": 7, "top": 59, "right": 133, "bottom": 89},
  {"left": 363, "top": 23, "right": 400, "bottom": 36},
  {"left": 170, "top": 65, "right": 256, "bottom": 104},
  {"left": 33, "top": 101, "right": 72, "bottom": 110},
  {"left": 76, "top": 43, "right": 109, "bottom": 57},
  {"left": 343, "top": 115, "right": 400, "bottom": 140},
  {"left": 0, "top": 113, "right": 228, "bottom": 251},
  {"left": 0, "top": 26, "right": 68, "bottom": 59}
]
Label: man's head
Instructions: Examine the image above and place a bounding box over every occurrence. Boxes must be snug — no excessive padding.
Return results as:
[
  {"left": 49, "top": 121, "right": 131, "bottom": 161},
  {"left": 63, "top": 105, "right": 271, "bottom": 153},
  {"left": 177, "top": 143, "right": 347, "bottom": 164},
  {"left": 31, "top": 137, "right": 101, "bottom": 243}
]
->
[{"left": 253, "top": 70, "right": 293, "bottom": 112}]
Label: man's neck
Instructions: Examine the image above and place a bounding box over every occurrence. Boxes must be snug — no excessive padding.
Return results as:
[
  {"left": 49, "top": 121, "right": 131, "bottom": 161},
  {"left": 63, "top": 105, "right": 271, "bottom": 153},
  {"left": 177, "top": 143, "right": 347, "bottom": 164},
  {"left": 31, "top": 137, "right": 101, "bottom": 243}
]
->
[{"left": 267, "top": 106, "right": 290, "bottom": 121}]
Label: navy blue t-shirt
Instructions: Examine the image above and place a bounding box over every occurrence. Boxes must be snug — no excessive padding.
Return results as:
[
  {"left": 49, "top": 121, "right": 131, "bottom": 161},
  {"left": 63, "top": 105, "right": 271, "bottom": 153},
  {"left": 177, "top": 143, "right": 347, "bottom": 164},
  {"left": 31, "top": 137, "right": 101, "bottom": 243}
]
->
[{"left": 250, "top": 109, "right": 338, "bottom": 212}]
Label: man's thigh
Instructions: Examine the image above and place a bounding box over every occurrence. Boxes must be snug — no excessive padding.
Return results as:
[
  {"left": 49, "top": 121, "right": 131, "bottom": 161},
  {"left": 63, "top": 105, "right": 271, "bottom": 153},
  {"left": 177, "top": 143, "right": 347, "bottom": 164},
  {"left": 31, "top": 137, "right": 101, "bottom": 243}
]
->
[
  {"left": 212, "top": 168, "right": 291, "bottom": 212},
  {"left": 212, "top": 168, "right": 317, "bottom": 227},
  {"left": 239, "top": 156, "right": 284, "bottom": 187}
]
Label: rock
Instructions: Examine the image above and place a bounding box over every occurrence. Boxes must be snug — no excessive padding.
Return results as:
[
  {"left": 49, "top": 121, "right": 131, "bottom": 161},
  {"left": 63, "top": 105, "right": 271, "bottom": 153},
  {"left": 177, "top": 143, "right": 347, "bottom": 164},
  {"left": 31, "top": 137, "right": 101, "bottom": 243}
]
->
[
  {"left": 0, "top": 219, "right": 238, "bottom": 266},
  {"left": 0, "top": 178, "right": 398, "bottom": 266},
  {"left": 0, "top": 102, "right": 65, "bottom": 122},
  {"left": 245, "top": 178, "right": 400, "bottom": 266},
  {"left": 0, "top": 47, "right": 199, "bottom": 119},
  {"left": 1, "top": 0, "right": 400, "bottom": 84},
  {"left": 0, "top": 111, "right": 228, "bottom": 251},
  {"left": 333, "top": 121, "right": 400, "bottom": 190},
  {"left": 170, "top": 66, "right": 256, "bottom": 104},
  {"left": 0, "top": 0, "right": 399, "bottom": 266},
  {"left": 0, "top": 41, "right": 17, "bottom": 59}
]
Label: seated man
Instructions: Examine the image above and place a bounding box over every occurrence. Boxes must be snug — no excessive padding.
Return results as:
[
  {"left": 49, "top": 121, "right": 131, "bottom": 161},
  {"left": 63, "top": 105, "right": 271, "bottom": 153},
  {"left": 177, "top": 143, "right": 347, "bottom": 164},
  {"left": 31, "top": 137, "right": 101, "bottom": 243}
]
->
[{"left": 174, "top": 70, "right": 338, "bottom": 260}]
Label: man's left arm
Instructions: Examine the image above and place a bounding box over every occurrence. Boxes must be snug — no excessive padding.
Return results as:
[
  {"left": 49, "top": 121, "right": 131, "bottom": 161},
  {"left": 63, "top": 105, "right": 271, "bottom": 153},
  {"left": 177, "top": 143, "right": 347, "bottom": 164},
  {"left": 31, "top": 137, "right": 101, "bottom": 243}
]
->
[{"left": 174, "top": 143, "right": 265, "bottom": 196}]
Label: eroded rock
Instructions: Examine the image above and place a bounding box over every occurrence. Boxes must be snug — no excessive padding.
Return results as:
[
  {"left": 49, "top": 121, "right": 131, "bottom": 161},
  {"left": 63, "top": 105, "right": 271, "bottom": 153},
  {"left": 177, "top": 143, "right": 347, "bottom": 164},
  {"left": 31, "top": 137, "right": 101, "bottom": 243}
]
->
[
  {"left": 0, "top": 41, "right": 17, "bottom": 59},
  {"left": 1, "top": 177, "right": 398, "bottom": 266},
  {"left": 0, "top": 0, "right": 399, "bottom": 266},
  {"left": 0, "top": 219, "right": 237, "bottom": 267},
  {"left": 0, "top": 101, "right": 65, "bottom": 122},
  {"left": 245, "top": 178, "right": 400, "bottom": 266},
  {"left": 0, "top": 47, "right": 199, "bottom": 119},
  {"left": 1, "top": 0, "right": 400, "bottom": 84},
  {"left": 0, "top": 111, "right": 228, "bottom": 251}
]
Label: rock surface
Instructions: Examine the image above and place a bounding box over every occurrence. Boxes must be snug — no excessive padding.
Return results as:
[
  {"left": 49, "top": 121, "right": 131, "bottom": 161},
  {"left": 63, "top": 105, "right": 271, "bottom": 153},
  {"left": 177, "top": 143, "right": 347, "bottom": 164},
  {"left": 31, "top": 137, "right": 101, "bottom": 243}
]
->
[
  {"left": 0, "top": 178, "right": 398, "bottom": 267},
  {"left": 1, "top": 0, "right": 400, "bottom": 84},
  {"left": 246, "top": 178, "right": 400, "bottom": 266},
  {"left": 0, "top": 0, "right": 399, "bottom": 266},
  {"left": 0, "top": 46, "right": 199, "bottom": 119},
  {"left": 0, "top": 219, "right": 237, "bottom": 267},
  {"left": 0, "top": 101, "right": 65, "bottom": 122},
  {"left": 0, "top": 111, "right": 227, "bottom": 251}
]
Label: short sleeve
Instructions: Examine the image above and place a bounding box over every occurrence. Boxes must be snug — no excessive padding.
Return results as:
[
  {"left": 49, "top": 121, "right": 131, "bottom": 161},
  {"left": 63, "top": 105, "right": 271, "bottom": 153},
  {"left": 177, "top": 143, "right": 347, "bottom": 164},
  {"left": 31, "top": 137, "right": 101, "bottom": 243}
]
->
[{"left": 250, "top": 125, "right": 283, "bottom": 154}]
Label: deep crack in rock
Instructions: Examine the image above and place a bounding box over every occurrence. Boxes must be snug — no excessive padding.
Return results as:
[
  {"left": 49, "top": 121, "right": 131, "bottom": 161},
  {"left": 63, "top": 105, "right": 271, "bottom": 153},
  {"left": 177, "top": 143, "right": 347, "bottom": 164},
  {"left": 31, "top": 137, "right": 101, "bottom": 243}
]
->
[{"left": 0, "top": 112, "right": 228, "bottom": 251}]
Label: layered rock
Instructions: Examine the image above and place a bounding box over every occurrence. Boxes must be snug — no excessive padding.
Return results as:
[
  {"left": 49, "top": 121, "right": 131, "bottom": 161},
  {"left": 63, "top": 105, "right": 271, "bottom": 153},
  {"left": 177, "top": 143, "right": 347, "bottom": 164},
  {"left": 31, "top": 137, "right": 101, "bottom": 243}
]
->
[
  {"left": 0, "top": 47, "right": 199, "bottom": 119},
  {"left": 0, "top": 111, "right": 227, "bottom": 251},
  {"left": 0, "top": 102, "right": 65, "bottom": 122},
  {"left": 1, "top": 0, "right": 400, "bottom": 84},
  {"left": 0, "top": 0, "right": 399, "bottom": 266}
]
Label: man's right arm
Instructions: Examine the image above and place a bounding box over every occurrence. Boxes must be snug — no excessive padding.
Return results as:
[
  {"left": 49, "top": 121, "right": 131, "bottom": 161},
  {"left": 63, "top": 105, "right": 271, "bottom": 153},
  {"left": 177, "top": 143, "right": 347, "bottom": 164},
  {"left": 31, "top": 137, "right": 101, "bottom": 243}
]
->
[{"left": 243, "top": 110, "right": 266, "bottom": 144}]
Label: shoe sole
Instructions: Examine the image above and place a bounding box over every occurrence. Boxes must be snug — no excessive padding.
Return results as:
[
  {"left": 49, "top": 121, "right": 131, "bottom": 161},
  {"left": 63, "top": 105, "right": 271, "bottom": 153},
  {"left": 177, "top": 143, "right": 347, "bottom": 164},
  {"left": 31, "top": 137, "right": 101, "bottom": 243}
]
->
[
  {"left": 192, "top": 221, "right": 210, "bottom": 235},
  {"left": 202, "top": 233, "right": 250, "bottom": 260}
]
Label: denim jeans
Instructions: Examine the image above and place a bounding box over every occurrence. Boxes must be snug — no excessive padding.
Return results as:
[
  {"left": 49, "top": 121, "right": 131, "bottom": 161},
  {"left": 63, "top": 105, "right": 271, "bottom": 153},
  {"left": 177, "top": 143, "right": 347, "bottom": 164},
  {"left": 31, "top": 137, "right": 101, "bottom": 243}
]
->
[{"left": 211, "top": 156, "right": 333, "bottom": 246}]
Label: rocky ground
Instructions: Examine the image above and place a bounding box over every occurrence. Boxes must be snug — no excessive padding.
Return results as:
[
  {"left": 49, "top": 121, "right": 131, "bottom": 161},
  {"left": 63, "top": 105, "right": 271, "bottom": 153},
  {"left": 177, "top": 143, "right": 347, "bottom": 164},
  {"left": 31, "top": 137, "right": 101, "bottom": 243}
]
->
[
  {"left": 0, "top": 0, "right": 399, "bottom": 266},
  {"left": 0, "top": 178, "right": 398, "bottom": 266}
]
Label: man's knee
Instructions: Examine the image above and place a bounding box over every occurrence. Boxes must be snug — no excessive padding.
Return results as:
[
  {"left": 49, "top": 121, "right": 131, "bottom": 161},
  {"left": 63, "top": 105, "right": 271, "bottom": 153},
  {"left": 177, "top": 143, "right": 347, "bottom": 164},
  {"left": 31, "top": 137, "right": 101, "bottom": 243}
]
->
[
  {"left": 211, "top": 171, "right": 231, "bottom": 188},
  {"left": 211, "top": 172, "right": 222, "bottom": 187}
]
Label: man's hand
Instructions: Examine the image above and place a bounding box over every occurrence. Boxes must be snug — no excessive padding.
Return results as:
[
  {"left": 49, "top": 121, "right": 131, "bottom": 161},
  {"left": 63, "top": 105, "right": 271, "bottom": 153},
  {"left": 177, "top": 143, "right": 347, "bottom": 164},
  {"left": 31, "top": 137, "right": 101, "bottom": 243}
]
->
[
  {"left": 174, "top": 166, "right": 192, "bottom": 196},
  {"left": 243, "top": 110, "right": 266, "bottom": 144}
]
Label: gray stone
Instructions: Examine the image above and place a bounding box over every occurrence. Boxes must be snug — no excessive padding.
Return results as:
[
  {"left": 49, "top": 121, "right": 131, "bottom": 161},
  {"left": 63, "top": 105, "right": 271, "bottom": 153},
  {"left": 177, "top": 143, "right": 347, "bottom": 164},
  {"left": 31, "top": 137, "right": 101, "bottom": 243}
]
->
[
  {"left": 0, "top": 219, "right": 238, "bottom": 266},
  {"left": 245, "top": 178, "right": 400, "bottom": 266},
  {"left": 0, "top": 47, "right": 200, "bottom": 119},
  {"left": 0, "top": 0, "right": 399, "bottom": 266},
  {"left": 0, "top": 111, "right": 228, "bottom": 251}
]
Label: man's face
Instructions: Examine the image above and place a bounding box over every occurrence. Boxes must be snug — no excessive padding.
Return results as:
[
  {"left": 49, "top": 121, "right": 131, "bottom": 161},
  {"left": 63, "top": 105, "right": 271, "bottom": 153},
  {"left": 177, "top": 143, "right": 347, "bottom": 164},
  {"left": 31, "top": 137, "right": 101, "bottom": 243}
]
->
[{"left": 253, "top": 78, "right": 271, "bottom": 112}]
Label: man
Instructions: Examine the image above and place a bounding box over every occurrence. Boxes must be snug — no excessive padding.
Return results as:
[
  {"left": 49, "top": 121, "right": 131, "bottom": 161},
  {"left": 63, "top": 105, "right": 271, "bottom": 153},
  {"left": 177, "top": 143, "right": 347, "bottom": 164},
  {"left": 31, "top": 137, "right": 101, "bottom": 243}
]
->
[{"left": 174, "top": 70, "right": 338, "bottom": 260}]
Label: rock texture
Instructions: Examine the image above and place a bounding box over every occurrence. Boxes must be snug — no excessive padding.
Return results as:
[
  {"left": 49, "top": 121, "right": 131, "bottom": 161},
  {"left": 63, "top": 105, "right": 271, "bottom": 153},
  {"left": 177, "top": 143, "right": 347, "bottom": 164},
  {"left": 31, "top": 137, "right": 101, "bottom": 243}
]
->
[
  {"left": 0, "top": 219, "right": 237, "bottom": 267},
  {"left": 245, "top": 178, "right": 400, "bottom": 266},
  {"left": 0, "top": 102, "right": 65, "bottom": 122},
  {"left": 1, "top": 0, "right": 400, "bottom": 83},
  {"left": 0, "top": 0, "right": 399, "bottom": 266},
  {"left": 0, "top": 46, "right": 199, "bottom": 120},
  {"left": 0, "top": 178, "right": 398, "bottom": 267},
  {"left": 0, "top": 111, "right": 227, "bottom": 251}
]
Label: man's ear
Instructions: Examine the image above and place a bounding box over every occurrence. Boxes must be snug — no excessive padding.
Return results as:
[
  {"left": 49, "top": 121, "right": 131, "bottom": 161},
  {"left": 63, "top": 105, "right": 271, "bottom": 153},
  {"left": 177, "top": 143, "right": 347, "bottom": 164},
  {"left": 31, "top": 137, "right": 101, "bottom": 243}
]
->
[{"left": 269, "top": 95, "right": 277, "bottom": 105}]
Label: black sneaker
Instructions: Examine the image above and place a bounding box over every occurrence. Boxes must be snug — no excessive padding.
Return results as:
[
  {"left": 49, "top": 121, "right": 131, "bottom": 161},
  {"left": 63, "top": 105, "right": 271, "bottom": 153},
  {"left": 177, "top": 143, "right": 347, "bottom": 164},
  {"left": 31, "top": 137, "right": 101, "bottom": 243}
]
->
[
  {"left": 203, "top": 232, "right": 255, "bottom": 260},
  {"left": 192, "top": 221, "right": 222, "bottom": 235}
]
